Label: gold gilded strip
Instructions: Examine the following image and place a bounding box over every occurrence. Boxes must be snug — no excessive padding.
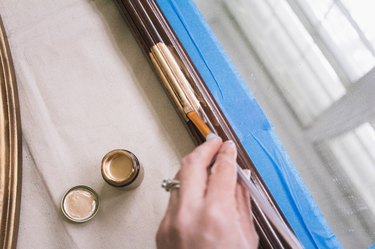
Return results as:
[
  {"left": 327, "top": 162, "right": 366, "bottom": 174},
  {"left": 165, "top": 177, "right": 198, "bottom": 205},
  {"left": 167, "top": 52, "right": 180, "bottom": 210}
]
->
[
  {"left": 151, "top": 44, "right": 192, "bottom": 113},
  {"left": 150, "top": 42, "right": 201, "bottom": 116},
  {"left": 156, "top": 43, "right": 200, "bottom": 111},
  {"left": 0, "top": 16, "right": 22, "bottom": 249},
  {"left": 150, "top": 52, "right": 185, "bottom": 118}
]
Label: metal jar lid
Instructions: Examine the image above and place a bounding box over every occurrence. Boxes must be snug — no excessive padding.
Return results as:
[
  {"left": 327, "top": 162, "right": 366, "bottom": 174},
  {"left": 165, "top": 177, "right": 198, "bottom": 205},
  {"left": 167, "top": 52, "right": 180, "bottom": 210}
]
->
[
  {"left": 61, "top": 185, "right": 99, "bottom": 223},
  {"left": 101, "top": 149, "right": 143, "bottom": 188}
]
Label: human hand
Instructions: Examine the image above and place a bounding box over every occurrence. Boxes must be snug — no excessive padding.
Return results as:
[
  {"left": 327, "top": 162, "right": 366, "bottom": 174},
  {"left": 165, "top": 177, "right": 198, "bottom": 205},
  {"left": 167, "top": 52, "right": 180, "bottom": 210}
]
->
[{"left": 156, "top": 137, "right": 259, "bottom": 249}]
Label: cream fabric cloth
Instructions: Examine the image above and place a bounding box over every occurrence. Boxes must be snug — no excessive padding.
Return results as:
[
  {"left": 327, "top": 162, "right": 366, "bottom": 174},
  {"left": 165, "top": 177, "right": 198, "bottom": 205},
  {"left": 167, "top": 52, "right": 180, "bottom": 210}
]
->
[{"left": 0, "top": 0, "right": 195, "bottom": 248}]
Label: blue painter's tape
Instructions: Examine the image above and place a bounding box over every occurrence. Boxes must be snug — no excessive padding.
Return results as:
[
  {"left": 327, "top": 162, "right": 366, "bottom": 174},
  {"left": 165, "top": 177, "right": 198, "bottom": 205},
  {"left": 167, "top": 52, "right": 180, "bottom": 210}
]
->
[{"left": 156, "top": 0, "right": 343, "bottom": 248}]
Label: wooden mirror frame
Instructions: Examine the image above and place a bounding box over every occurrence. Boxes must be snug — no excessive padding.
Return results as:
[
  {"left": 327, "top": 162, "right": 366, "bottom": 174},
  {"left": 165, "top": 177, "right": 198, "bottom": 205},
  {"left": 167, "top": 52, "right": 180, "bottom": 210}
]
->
[
  {"left": 0, "top": 1, "right": 300, "bottom": 247},
  {"left": 115, "top": 1, "right": 299, "bottom": 248},
  {"left": 0, "top": 16, "right": 22, "bottom": 249}
]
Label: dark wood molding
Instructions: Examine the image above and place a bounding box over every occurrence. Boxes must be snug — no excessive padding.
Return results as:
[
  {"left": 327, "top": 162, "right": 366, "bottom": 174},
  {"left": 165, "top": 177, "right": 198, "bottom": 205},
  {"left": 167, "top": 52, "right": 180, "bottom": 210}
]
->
[
  {"left": 0, "top": 15, "right": 22, "bottom": 249},
  {"left": 114, "top": 1, "right": 297, "bottom": 248}
]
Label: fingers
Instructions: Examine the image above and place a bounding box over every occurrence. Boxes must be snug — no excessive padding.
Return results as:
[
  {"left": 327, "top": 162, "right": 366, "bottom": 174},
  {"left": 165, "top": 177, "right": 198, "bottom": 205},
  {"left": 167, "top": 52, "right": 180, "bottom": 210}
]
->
[
  {"left": 178, "top": 136, "right": 222, "bottom": 201},
  {"left": 236, "top": 170, "right": 258, "bottom": 247},
  {"left": 236, "top": 182, "right": 254, "bottom": 234},
  {"left": 206, "top": 140, "right": 237, "bottom": 201},
  {"left": 164, "top": 171, "right": 181, "bottom": 214}
]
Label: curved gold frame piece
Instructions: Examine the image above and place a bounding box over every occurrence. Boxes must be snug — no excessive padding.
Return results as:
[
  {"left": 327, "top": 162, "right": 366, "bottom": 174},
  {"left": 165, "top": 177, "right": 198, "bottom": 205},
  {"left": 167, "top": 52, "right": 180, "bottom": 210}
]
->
[{"left": 0, "top": 16, "right": 22, "bottom": 249}]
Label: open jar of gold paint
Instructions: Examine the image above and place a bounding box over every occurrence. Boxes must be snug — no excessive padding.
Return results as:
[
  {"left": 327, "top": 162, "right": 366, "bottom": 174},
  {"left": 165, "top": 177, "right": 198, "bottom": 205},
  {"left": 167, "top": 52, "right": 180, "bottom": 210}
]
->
[{"left": 101, "top": 149, "right": 144, "bottom": 189}]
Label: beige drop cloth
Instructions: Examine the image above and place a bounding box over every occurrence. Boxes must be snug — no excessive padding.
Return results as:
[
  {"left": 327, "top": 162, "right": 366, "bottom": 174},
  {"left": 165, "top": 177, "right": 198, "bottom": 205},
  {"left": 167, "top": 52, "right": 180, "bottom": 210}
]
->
[{"left": 0, "top": 0, "right": 195, "bottom": 248}]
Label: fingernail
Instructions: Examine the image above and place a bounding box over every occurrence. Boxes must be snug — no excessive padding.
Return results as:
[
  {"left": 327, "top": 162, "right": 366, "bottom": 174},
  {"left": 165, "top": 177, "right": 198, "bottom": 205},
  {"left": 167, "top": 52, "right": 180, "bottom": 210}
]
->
[
  {"left": 225, "top": 140, "right": 235, "bottom": 147},
  {"left": 205, "top": 133, "right": 219, "bottom": 141}
]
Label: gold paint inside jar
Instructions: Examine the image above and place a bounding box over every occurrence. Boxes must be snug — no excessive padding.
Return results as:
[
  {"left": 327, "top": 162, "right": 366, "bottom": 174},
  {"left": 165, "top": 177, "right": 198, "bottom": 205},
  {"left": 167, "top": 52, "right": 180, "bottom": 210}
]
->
[
  {"left": 101, "top": 149, "right": 144, "bottom": 189},
  {"left": 61, "top": 185, "right": 99, "bottom": 223}
]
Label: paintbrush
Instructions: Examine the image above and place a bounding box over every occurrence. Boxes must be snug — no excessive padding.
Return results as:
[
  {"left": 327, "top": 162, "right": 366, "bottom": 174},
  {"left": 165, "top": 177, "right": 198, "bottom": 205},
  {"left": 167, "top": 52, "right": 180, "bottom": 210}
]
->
[
  {"left": 115, "top": 0, "right": 303, "bottom": 248},
  {"left": 188, "top": 102, "right": 303, "bottom": 249}
]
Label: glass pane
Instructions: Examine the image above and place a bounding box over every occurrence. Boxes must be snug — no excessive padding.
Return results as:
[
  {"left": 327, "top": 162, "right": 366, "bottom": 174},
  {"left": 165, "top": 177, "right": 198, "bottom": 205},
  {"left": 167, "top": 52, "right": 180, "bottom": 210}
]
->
[
  {"left": 196, "top": 0, "right": 375, "bottom": 247},
  {"left": 296, "top": 0, "right": 375, "bottom": 82},
  {"left": 341, "top": 0, "right": 375, "bottom": 48},
  {"left": 318, "top": 123, "right": 375, "bottom": 247},
  {"left": 318, "top": 5, "right": 375, "bottom": 82},
  {"left": 222, "top": 0, "right": 345, "bottom": 125},
  {"left": 327, "top": 123, "right": 375, "bottom": 212},
  {"left": 296, "top": 0, "right": 334, "bottom": 23}
]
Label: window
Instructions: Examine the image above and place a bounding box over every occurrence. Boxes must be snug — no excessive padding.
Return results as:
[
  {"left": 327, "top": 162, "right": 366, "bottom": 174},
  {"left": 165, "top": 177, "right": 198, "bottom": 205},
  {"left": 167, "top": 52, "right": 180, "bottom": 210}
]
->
[
  {"left": 295, "top": 0, "right": 375, "bottom": 83},
  {"left": 196, "top": 0, "right": 375, "bottom": 248},
  {"left": 322, "top": 123, "right": 375, "bottom": 213},
  {"left": 222, "top": 0, "right": 347, "bottom": 126}
]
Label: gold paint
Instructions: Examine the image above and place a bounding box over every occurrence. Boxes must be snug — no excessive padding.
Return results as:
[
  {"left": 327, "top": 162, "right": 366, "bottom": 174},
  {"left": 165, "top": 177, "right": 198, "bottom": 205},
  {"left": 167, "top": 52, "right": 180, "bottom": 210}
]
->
[
  {"left": 0, "top": 15, "right": 22, "bottom": 249},
  {"left": 105, "top": 154, "right": 134, "bottom": 182},
  {"left": 149, "top": 42, "right": 201, "bottom": 119},
  {"left": 61, "top": 186, "right": 99, "bottom": 222},
  {"left": 63, "top": 189, "right": 97, "bottom": 220},
  {"left": 101, "top": 150, "right": 142, "bottom": 188},
  {"left": 150, "top": 53, "right": 185, "bottom": 118}
]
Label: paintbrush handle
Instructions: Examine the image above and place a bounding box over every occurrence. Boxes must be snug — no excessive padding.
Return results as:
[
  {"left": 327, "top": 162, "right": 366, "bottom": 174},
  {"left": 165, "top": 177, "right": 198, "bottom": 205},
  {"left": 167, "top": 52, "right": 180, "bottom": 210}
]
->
[
  {"left": 236, "top": 164, "right": 303, "bottom": 249},
  {"left": 188, "top": 107, "right": 302, "bottom": 248},
  {"left": 187, "top": 111, "right": 212, "bottom": 137}
]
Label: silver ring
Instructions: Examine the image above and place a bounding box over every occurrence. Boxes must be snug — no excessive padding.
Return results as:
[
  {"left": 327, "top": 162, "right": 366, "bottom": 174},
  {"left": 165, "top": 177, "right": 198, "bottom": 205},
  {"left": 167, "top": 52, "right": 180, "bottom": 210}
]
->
[{"left": 161, "top": 178, "right": 180, "bottom": 192}]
